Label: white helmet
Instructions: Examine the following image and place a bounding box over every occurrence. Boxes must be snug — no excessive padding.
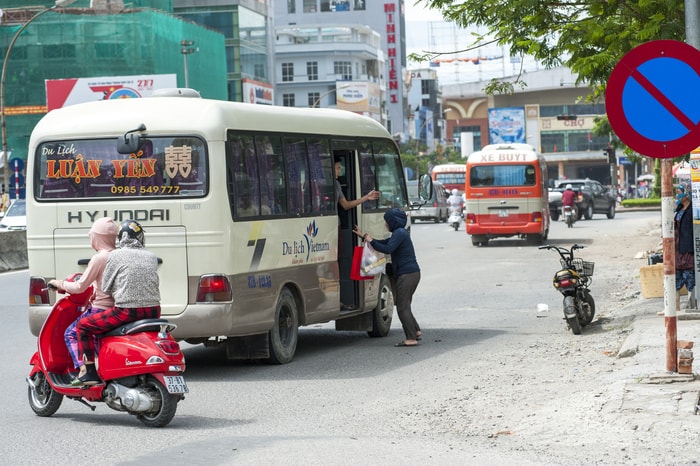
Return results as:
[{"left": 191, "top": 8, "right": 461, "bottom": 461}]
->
[
  {"left": 566, "top": 184, "right": 573, "bottom": 190},
  {"left": 451, "top": 189, "right": 459, "bottom": 196}
]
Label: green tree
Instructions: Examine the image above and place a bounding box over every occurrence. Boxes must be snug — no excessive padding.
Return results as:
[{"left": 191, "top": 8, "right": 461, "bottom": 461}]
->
[{"left": 417, "top": 0, "right": 685, "bottom": 96}]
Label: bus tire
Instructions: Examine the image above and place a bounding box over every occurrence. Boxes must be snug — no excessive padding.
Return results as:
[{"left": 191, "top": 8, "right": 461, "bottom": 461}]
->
[
  {"left": 368, "top": 275, "right": 394, "bottom": 338},
  {"left": 267, "top": 288, "right": 299, "bottom": 364}
]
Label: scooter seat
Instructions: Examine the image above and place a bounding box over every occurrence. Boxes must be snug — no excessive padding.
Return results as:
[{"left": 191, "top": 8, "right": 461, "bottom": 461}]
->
[{"left": 104, "top": 318, "right": 176, "bottom": 337}]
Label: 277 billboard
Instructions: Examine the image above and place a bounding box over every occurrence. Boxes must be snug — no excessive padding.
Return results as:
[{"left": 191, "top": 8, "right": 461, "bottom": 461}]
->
[{"left": 45, "top": 74, "right": 177, "bottom": 111}]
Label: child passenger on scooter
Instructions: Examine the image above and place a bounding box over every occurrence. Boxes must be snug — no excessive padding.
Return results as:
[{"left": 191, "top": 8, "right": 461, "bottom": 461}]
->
[
  {"left": 47, "top": 217, "right": 119, "bottom": 374},
  {"left": 73, "top": 219, "right": 161, "bottom": 386}
]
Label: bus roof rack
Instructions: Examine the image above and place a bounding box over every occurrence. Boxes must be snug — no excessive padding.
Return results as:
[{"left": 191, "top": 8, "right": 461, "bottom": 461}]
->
[{"left": 151, "top": 88, "right": 201, "bottom": 98}]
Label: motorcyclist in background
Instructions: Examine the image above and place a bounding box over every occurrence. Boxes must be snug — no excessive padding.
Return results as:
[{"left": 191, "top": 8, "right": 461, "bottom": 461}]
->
[
  {"left": 561, "top": 184, "right": 578, "bottom": 219},
  {"left": 446, "top": 188, "right": 464, "bottom": 214}
]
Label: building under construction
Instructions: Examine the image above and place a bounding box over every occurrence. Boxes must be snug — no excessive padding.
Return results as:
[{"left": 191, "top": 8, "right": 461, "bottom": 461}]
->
[{"left": 0, "top": 0, "right": 227, "bottom": 195}]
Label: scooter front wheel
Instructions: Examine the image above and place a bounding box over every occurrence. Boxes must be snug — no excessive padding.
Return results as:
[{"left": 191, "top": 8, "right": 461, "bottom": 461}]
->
[
  {"left": 27, "top": 371, "right": 63, "bottom": 417},
  {"left": 137, "top": 376, "right": 179, "bottom": 427}
]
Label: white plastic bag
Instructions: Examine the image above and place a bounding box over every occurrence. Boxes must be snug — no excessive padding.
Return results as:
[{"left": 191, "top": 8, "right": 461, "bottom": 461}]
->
[{"left": 360, "top": 242, "right": 386, "bottom": 276}]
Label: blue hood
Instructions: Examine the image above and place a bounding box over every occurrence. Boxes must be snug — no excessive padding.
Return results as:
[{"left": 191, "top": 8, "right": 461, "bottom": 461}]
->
[{"left": 383, "top": 208, "right": 407, "bottom": 232}]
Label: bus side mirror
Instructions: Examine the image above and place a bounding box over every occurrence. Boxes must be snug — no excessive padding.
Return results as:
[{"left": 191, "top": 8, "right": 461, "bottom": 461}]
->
[
  {"left": 418, "top": 174, "right": 433, "bottom": 201},
  {"left": 117, "top": 123, "right": 147, "bottom": 154}
]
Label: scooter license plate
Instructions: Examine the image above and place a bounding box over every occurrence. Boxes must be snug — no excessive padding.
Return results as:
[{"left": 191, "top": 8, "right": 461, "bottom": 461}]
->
[{"left": 164, "top": 375, "right": 189, "bottom": 394}]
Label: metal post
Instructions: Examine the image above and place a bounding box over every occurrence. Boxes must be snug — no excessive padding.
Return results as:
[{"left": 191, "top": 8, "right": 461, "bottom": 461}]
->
[
  {"left": 661, "top": 158, "right": 678, "bottom": 371},
  {"left": 180, "top": 40, "right": 195, "bottom": 89},
  {"left": 685, "top": 0, "right": 700, "bottom": 314}
]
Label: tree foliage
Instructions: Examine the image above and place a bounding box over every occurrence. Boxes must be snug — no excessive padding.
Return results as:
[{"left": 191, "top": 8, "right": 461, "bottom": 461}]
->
[{"left": 417, "top": 0, "right": 685, "bottom": 97}]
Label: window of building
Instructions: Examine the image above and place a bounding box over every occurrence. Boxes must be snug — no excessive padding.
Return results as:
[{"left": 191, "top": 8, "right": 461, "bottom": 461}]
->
[
  {"left": 288, "top": 0, "right": 296, "bottom": 13},
  {"left": 354, "top": 0, "right": 365, "bottom": 10},
  {"left": 420, "top": 80, "right": 433, "bottom": 95},
  {"left": 333, "top": 61, "right": 352, "bottom": 80},
  {"left": 282, "top": 62, "right": 294, "bottom": 82},
  {"left": 307, "top": 61, "right": 318, "bottom": 81},
  {"left": 539, "top": 103, "right": 606, "bottom": 118},
  {"left": 304, "top": 0, "right": 317, "bottom": 12},
  {"left": 254, "top": 64, "right": 265, "bottom": 80},
  {"left": 540, "top": 131, "right": 609, "bottom": 153},
  {"left": 308, "top": 92, "right": 320, "bottom": 107},
  {"left": 283, "top": 94, "right": 296, "bottom": 107}
]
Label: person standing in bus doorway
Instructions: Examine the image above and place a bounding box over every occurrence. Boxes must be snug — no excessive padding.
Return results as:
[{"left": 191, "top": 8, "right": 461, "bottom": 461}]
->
[
  {"left": 47, "top": 217, "right": 119, "bottom": 373},
  {"left": 675, "top": 182, "right": 696, "bottom": 310},
  {"left": 72, "top": 219, "right": 161, "bottom": 386},
  {"left": 334, "top": 158, "right": 380, "bottom": 211},
  {"left": 353, "top": 208, "right": 422, "bottom": 347}
]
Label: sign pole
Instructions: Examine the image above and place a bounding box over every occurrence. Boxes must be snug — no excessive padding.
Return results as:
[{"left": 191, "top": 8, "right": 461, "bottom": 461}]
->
[
  {"left": 661, "top": 158, "right": 678, "bottom": 371},
  {"left": 686, "top": 0, "right": 700, "bottom": 313}
]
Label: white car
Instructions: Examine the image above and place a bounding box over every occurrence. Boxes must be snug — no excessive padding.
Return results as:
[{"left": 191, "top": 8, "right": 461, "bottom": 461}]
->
[{"left": 0, "top": 199, "right": 26, "bottom": 231}]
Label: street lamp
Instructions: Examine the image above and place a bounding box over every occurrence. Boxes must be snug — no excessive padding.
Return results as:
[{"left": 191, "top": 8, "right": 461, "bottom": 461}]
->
[
  {"left": 180, "top": 40, "right": 197, "bottom": 88},
  {"left": 1, "top": 0, "right": 76, "bottom": 199},
  {"left": 311, "top": 83, "right": 353, "bottom": 108}
]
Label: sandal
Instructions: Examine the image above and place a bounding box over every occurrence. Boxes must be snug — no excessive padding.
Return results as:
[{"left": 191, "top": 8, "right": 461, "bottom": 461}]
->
[{"left": 394, "top": 341, "right": 419, "bottom": 347}]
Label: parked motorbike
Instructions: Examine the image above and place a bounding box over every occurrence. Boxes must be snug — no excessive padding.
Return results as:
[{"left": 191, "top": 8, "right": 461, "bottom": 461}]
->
[
  {"left": 448, "top": 206, "right": 463, "bottom": 231},
  {"left": 539, "top": 244, "right": 595, "bottom": 335},
  {"left": 26, "top": 274, "right": 187, "bottom": 427}
]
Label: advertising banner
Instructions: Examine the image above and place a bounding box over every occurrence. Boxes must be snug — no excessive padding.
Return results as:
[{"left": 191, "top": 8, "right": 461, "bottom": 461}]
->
[
  {"left": 45, "top": 74, "right": 177, "bottom": 111},
  {"left": 488, "top": 107, "right": 526, "bottom": 144},
  {"left": 337, "top": 82, "right": 371, "bottom": 113},
  {"left": 243, "top": 78, "right": 274, "bottom": 105}
]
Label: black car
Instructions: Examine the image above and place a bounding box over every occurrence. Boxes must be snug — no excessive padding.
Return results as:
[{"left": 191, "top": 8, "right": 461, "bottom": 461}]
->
[{"left": 549, "top": 179, "right": 616, "bottom": 220}]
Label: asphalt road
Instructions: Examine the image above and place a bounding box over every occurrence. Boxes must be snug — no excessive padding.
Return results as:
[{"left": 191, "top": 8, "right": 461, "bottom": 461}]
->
[{"left": 0, "top": 210, "right": 667, "bottom": 465}]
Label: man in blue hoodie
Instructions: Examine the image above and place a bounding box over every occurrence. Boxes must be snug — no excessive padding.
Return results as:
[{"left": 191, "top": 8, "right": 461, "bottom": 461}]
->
[{"left": 353, "top": 208, "right": 422, "bottom": 346}]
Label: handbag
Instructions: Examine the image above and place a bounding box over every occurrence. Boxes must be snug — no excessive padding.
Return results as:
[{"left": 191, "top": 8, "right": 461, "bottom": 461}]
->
[
  {"left": 351, "top": 245, "right": 372, "bottom": 281},
  {"left": 351, "top": 242, "right": 386, "bottom": 280}
]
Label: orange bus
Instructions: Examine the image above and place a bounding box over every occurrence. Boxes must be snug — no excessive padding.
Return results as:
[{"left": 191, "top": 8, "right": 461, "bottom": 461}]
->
[
  {"left": 431, "top": 163, "right": 466, "bottom": 194},
  {"left": 464, "top": 143, "right": 549, "bottom": 246}
]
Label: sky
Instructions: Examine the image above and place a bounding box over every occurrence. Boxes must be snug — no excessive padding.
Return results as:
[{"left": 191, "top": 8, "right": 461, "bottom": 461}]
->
[{"left": 402, "top": 1, "right": 541, "bottom": 85}]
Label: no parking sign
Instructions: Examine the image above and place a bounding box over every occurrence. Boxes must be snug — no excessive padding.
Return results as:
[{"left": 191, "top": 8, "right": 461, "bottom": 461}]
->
[{"left": 606, "top": 40, "right": 700, "bottom": 158}]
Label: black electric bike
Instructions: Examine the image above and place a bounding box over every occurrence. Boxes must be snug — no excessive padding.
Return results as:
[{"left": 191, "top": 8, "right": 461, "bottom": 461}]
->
[{"left": 539, "top": 244, "right": 595, "bottom": 334}]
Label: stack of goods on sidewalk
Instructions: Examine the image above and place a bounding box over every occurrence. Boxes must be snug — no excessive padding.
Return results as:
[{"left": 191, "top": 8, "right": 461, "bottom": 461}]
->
[{"left": 677, "top": 340, "right": 694, "bottom": 374}]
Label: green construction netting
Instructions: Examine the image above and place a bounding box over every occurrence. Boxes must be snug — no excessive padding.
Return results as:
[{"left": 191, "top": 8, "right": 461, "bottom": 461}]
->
[{"left": 0, "top": 7, "right": 226, "bottom": 179}]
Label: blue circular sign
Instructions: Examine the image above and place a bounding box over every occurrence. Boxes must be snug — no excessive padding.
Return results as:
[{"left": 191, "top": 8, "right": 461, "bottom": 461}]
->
[{"left": 606, "top": 40, "right": 700, "bottom": 158}]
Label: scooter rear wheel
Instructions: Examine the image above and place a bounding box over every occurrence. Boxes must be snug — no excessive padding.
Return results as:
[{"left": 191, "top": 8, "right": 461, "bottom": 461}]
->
[
  {"left": 28, "top": 371, "right": 63, "bottom": 417},
  {"left": 137, "top": 376, "right": 179, "bottom": 427}
]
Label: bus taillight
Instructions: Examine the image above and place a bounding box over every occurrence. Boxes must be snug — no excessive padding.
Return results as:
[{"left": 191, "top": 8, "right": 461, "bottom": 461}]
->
[
  {"left": 532, "top": 212, "right": 543, "bottom": 223},
  {"left": 196, "top": 274, "right": 233, "bottom": 303},
  {"left": 29, "top": 277, "right": 50, "bottom": 305},
  {"left": 466, "top": 213, "right": 476, "bottom": 224}
]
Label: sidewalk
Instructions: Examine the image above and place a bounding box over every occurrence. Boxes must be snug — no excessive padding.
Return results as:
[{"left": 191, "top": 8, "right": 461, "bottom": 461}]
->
[{"left": 614, "top": 295, "right": 700, "bottom": 416}]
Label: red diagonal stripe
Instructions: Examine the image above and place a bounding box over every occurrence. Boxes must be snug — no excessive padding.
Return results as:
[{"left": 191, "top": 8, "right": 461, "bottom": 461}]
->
[{"left": 631, "top": 69, "right": 696, "bottom": 130}]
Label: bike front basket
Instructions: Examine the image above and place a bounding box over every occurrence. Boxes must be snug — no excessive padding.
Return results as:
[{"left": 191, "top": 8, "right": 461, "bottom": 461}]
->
[{"left": 567, "top": 258, "right": 595, "bottom": 276}]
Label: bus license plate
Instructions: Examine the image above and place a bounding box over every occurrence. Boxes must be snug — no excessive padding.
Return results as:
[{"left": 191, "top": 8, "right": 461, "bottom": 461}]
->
[
  {"left": 498, "top": 209, "right": 509, "bottom": 217},
  {"left": 164, "top": 376, "right": 189, "bottom": 394}
]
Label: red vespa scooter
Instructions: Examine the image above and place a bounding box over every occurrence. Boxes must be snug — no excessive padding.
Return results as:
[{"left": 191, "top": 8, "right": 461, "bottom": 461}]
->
[{"left": 27, "top": 274, "right": 187, "bottom": 427}]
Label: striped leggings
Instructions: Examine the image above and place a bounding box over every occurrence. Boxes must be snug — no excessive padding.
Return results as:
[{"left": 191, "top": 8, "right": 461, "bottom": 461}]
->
[{"left": 75, "top": 306, "right": 160, "bottom": 362}]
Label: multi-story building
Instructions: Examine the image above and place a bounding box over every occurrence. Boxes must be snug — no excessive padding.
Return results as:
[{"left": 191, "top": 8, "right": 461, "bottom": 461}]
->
[
  {"left": 406, "top": 68, "right": 444, "bottom": 151},
  {"left": 441, "top": 67, "right": 645, "bottom": 188},
  {"left": 174, "top": 0, "right": 274, "bottom": 104},
  {"left": 273, "top": 0, "right": 408, "bottom": 136},
  {"left": 274, "top": 24, "right": 383, "bottom": 123}
]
